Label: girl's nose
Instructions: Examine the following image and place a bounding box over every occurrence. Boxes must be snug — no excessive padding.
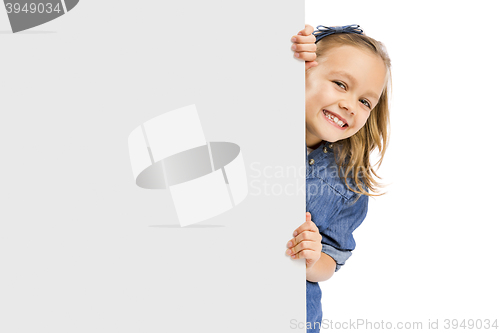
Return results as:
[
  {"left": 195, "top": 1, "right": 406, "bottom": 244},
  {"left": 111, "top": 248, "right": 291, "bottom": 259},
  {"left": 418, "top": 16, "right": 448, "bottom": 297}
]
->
[{"left": 339, "top": 100, "right": 356, "bottom": 115}]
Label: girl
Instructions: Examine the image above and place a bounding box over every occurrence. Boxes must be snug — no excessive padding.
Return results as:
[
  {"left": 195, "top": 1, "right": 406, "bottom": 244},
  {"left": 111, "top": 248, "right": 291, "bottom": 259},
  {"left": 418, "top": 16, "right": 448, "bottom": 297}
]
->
[{"left": 285, "top": 24, "right": 391, "bottom": 332}]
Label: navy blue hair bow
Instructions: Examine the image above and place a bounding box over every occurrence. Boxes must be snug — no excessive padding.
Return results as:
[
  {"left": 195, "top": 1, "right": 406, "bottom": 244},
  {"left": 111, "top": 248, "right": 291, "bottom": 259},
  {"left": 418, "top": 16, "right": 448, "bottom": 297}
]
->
[{"left": 313, "top": 24, "right": 364, "bottom": 43}]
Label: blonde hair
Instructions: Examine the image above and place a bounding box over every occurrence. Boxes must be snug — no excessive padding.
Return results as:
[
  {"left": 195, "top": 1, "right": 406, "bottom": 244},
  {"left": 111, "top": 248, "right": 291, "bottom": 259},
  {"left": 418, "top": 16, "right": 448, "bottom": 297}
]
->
[{"left": 312, "top": 32, "right": 392, "bottom": 197}]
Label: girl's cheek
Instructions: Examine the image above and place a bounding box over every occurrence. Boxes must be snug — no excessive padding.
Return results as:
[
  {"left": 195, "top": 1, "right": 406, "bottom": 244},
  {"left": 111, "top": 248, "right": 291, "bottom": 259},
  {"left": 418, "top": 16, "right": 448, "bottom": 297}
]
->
[{"left": 359, "top": 116, "right": 370, "bottom": 128}]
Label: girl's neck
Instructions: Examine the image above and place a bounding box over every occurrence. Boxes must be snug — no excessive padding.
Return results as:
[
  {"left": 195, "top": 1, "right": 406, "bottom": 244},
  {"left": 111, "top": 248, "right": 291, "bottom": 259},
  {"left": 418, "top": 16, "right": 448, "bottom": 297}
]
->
[
  {"left": 306, "top": 137, "right": 324, "bottom": 150},
  {"left": 305, "top": 130, "right": 324, "bottom": 150}
]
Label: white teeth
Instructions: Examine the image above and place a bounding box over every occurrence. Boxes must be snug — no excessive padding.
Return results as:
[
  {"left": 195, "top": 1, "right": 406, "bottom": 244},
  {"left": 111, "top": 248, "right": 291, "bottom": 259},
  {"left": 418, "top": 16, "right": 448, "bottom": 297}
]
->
[{"left": 324, "top": 110, "right": 346, "bottom": 127}]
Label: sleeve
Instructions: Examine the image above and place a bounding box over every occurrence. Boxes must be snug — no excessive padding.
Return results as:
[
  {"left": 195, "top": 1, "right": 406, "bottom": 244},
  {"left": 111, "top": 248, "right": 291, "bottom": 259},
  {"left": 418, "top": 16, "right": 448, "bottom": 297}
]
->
[{"left": 320, "top": 193, "right": 369, "bottom": 272}]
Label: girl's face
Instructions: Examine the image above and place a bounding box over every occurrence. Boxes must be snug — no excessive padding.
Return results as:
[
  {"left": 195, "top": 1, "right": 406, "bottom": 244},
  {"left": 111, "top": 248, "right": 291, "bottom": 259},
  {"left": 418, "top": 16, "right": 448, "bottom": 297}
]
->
[{"left": 305, "top": 44, "right": 387, "bottom": 148}]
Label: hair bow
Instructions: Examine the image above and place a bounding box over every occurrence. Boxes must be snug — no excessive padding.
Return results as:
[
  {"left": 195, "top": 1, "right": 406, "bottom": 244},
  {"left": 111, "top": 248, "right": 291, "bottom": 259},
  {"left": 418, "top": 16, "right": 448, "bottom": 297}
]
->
[{"left": 313, "top": 24, "right": 364, "bottom": 43}]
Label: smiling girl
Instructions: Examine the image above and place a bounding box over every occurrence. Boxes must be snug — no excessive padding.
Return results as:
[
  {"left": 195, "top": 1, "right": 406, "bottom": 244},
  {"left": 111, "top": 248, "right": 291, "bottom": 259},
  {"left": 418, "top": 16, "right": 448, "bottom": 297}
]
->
[{"left": 285, "top": 24, "right": 392, "bottom": 332}]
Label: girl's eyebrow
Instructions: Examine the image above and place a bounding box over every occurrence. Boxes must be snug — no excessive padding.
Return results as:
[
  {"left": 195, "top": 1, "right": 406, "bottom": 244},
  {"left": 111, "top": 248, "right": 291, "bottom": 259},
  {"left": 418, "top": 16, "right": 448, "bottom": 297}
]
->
[
  {"left": 330, "top": 70, "right": 380, "bottom": 101},
  {"left": 330, "top": 70, "right": 357, "bottom": 84}
]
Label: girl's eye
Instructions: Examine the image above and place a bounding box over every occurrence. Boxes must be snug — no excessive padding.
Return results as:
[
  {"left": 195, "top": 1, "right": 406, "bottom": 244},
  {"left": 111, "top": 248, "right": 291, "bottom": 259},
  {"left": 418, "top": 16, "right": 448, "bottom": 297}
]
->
[
  {"left": 334, "top": 81, "right": 346, "bottom": 90},
  {"left": 360, "top": 99, "right": 371, "bottom": 109}
]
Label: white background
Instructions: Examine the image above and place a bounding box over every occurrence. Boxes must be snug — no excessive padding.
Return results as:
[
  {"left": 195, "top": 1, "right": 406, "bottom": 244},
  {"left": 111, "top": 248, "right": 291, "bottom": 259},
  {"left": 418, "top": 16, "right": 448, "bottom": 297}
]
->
[{"left": 307, "top": 1, "right": 500, "bottom": 331}]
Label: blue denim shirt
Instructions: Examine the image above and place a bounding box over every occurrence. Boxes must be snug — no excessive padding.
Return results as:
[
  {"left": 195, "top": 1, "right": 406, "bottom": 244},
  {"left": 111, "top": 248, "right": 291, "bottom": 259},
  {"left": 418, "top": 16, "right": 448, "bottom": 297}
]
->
[{"left": 305, "top": 140, "right": 369, "bottom": 333}]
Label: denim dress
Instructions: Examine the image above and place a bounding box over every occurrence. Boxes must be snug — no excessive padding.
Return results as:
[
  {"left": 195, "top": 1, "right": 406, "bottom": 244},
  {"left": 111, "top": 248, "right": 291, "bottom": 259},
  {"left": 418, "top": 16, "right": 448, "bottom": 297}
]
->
[{"left": 305, "top": 141, "right": 369, "bottom": 333}]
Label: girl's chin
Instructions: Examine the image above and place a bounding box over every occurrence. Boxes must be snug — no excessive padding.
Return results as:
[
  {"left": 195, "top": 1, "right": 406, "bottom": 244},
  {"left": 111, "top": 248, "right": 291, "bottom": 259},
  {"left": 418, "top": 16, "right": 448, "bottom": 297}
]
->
[{"left": 323, "top": 129, "right": 350, "bottom": 143}]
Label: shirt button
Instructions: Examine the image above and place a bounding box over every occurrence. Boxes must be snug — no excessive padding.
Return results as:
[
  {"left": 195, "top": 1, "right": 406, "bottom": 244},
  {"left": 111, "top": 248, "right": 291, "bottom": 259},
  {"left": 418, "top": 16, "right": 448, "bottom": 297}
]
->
[
  {"left": 323, "top": 147, "right": 328, "bottom": 153},
  {"left": 328, "top": 143, "right": 333, "bottom": 149},
  {"left": 308, "top": 159, "right": 315, "bottom": 165}
]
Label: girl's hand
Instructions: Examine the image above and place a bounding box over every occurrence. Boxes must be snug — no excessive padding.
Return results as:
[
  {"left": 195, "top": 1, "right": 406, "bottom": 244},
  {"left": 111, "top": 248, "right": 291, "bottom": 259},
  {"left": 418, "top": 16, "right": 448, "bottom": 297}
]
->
[
  {"left": 285, "top": 212, "right": 322, "bottom": 268},
  {"left": 291, "top": 24, "right": 318, "bottom": 70}
]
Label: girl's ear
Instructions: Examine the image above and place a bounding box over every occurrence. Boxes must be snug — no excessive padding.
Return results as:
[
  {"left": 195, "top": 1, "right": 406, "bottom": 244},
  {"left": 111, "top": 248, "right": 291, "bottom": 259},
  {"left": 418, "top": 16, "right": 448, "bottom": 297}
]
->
[
  {"left": 305, "top": 61, "right": 319, "bottom": 71},
  {"left": 305, "top": 62, "right": 318, "bottom": 75}
]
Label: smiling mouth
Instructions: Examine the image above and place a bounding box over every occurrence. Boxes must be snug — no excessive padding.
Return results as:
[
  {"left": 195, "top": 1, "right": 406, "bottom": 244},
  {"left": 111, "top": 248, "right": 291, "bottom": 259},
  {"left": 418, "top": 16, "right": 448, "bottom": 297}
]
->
[{"left": 323, "top": 109, "right": 348, "bottom": 128}]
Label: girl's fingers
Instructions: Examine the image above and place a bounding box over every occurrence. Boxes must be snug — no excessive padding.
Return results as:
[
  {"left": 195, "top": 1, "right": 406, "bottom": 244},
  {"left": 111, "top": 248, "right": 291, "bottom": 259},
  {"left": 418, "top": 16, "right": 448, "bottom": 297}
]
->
[
  {"left": 294, "top": 52, "right": 317, "bottom": 62},
  {"left": 291, "top": 249, "right": 316, "bottom": 260},
  {"left": 305, "top": 212, "right": 312, "bottom": 222},
  {"left": 304, "top": 24, "right": 315, "bottom": 35},
  {"left": 291, "top": 24, "right": 317, "bottom": 65},
  {"left": 286, "top": 241, "right": 320, "bottom": 257},
  {"left": 293, "top": 219, "right": 318, "bottom": 237},
  {"left": 285, "top": 212, "right": 321, "bottom": 257},
  {"left": 298, "top": 24, "right": 315, "bottom": 36},
  {"left": 291, "top": 43, "right": 317, "bottom": 53},
  {"left": 287, "top": 231, "right": 322, "bottom": 249},
  {"left": 293, "top": 240, "right": 319, "bottom": 256},
  {"left": 291, "top": 34, "right": 316, "bottom": 44}
]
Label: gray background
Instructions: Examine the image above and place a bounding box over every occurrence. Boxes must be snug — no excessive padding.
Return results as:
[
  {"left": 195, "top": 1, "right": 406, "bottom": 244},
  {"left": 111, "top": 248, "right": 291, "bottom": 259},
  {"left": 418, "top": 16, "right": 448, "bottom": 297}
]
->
[{"left": 0, "top": 1, "right": 306, "bottom": 332}]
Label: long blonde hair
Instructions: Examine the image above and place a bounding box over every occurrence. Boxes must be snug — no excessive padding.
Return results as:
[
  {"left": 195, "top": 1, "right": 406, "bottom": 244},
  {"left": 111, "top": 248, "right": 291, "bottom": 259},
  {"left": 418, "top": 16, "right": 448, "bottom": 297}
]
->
[{"left": 313, "top": 32, "right": 392, "bottom": 197}]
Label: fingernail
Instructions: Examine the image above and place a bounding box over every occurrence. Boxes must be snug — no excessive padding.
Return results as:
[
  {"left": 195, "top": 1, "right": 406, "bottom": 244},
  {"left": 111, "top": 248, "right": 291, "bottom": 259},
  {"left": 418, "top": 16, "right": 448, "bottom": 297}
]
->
[
  {"left": 293, "top": 231, "right": 298, "bottom": 237},
  {"left": 287, "top": 241, "right": 292, "bottom": 248},
  {"left": 291, "top": 255, "right": 296, "bottom": 258},
  {"left": 291, "top": 37, "right": 297, "bottom": 42},
  {"left": 286, "top": 249, "right": 292, "bottom": 255},
  {"left": 291, "top": 44, "right": 296, "bottom": 50},
  {"left": 294, "top": 52, "right": 299, "bottom": 58}
]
